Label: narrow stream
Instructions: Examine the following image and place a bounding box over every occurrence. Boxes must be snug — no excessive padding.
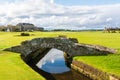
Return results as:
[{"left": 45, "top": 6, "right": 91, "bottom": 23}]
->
[{"left": 35, "top": 48, "right": 91, "bottom": 80}]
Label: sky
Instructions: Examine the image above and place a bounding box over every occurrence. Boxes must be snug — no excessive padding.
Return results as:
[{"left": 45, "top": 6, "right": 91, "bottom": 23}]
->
[
  {"left": 0, "top": 0, "right": 120, "bottom": 30},
  {"left": 55, "top": 0, "right": 120, "bottom": 6},
  {"left": 36, "top": 48, "right": 70, "bottom": 73}
]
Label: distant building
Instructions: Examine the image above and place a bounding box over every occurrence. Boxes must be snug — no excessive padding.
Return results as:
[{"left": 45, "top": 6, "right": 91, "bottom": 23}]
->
[
  {"left": 7, "top": 25, "right": 18, "bottom": 32},
  {"left": 0, "top": 23, "right": 44, "bottom": 32},
  {"left": 6, "top": 28, "right": 10, "bottom": 32},
  {"left": 16, "top": 23, "right": 36, "bottom": 31}
]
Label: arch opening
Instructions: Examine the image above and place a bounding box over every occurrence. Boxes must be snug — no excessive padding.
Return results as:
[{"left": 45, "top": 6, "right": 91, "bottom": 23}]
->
[
  {"left": 24, "top": 47, "right": 72, "bottom": 74},
  {"left": 25, "top": 48, "right": 91, "bottom": 80},
  {"left": 36, "top": 48, "right": 70, "bottom": 74}
]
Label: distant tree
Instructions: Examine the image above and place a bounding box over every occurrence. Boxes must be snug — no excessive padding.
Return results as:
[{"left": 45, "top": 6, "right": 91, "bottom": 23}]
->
[
  {"left": 0, "top": 26, "right": 7, "bottom": 31},
  {"left": 36, "top": 27, "right": 44, "bottom": 31},
  {"left": 7, "top": 24, "right": 20, "bottom": 32}
]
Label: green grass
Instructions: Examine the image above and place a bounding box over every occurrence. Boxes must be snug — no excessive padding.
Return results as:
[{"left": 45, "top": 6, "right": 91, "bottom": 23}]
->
[
  {"left": 1, "top": 31, "right": 120, "bottom": 50},
  {"left": 0, "top": 51, "right": 45, "bottom": 80},
  {"left": 0, "top": 31, "right": 120, "bottom": 79},
  {"left": 74, "top": 54, "right": 120, "bottom": 77}
]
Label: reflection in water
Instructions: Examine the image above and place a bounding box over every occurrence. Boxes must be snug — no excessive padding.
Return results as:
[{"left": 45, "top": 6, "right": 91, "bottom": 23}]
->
[
  {"left": 35, "top": 48, "right": 91, "bottom": 80},
  {"left": 36, "top": 48, "right": 70, "bottom": 73}
]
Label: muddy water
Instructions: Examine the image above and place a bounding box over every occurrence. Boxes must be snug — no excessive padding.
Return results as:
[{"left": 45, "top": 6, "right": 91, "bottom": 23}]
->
[{"left": 29, "top": 48, "right": 91, "bottom": 80}]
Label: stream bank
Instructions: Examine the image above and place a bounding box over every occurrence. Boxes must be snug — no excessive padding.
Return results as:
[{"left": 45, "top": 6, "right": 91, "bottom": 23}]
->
[{"left": 71, "top": 60, "right": 120, "bottom": 80}]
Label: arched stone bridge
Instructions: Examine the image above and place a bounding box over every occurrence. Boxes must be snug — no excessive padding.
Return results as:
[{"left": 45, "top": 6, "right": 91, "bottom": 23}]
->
[{"left": 4, "top": 37, "right": 116, "bottom": 63}]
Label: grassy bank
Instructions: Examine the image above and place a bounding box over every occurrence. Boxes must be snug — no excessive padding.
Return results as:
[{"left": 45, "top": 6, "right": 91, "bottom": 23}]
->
[
  {"left": 0, "top": 31, "right": 120, "bottom": 79},
  {"left": 0, "top": 51, "right": 45, "bottom": 80},
  {"left": 1, "top": 31, "right": 120, "bottom": 50},
  {"left": 74, "top": 54, "right": 120, "bottom": 77}
]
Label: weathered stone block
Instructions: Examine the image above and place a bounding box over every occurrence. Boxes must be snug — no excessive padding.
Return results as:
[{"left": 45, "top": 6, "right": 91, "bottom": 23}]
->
[{"left": 4, "top": 37, "right": 116, "bottom": 60}]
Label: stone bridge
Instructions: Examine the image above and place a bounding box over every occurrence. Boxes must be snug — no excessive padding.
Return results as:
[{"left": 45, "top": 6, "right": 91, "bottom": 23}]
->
[{"left": 4, "top": 37, "right": 116, "bottom": 63}]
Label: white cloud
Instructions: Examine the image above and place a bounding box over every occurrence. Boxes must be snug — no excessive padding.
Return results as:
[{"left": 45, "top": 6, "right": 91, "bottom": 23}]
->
[
  {"left": 0, "top": 0, "right": 120, "bottom": 29},
  {"left": 50, "top": 0, "right": 54, "bottom": 4},
  {"left": 106, "top": 17, "right": 112, "bottom": 22}
]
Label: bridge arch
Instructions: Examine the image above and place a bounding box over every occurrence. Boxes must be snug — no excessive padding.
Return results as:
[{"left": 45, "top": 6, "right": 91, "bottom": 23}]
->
[
  {"left": 4, "top": 37, "right": 116, "bottom": 63},
  {"left": 20, "top": 37, "right": 77, "bottom": 63}
]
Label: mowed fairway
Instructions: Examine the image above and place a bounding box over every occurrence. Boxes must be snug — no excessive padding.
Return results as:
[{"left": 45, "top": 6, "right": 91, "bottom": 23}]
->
[
  {"left": 0, "top": 51, "right": 45, "bottom": 80},
  {"left": 0, "top": 31, "right": 120, "bottom": 79}
]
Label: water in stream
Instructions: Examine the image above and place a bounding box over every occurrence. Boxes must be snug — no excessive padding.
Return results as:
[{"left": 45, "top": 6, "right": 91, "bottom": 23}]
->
[
  {"left": 36, "top": 48, "right": 70, "bottom": 73},
  {"left": 35, "top": 48, "right": 91, "bottom": 80}
]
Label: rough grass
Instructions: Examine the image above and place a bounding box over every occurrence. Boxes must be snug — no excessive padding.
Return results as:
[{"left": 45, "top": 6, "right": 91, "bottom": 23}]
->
[{"left": 0, "top": 31, "right": 120, "bottom": 79}]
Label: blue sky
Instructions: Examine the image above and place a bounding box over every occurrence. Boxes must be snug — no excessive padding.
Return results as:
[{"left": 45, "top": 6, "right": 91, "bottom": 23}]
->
[
  {"left": 54, "top": 0, "right": 120, "bottom": 6},
  {"left": 0, "top": 0, "right": 14, "bottom": 3},
  {"left": 0, "top": 0, "right": 120, "bottom": 30},
  {"left": 1, "top": 0, "right": 120, "bottom": 5}
]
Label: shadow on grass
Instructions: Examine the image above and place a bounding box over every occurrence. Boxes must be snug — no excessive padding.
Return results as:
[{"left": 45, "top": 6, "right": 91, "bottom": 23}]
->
[{"left": 14, "top": 34, "right": 35, "bottom": 37}]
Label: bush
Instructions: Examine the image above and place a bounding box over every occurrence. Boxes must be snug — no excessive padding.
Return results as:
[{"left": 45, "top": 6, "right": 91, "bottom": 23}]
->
[
  {"left": 20, "top": 33, "right": 30, "bottom": 36},
  {"left": 58, "top": 35, "right": 67, "bottom": 38}
]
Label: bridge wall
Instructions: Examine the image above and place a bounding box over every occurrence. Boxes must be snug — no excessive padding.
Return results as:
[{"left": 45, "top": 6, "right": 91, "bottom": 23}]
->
[{"left": 4, "top": 37, "right": 116, "bottom": 62}]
